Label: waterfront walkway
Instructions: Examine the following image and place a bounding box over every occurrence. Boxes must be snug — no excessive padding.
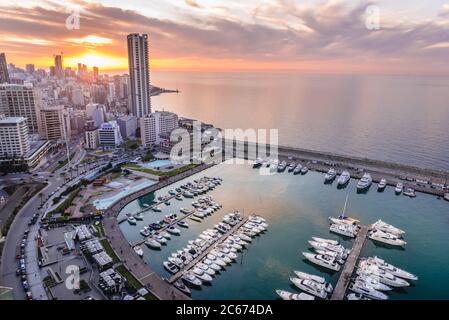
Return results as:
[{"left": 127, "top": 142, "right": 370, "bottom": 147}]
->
[
  {"left": 168, "top": 217, "right": 248, "bottom": 284},
  {"left": 102, "top": 163, "right": 214, "bottom": 300},
  {"left": 331, "top": 225, "right": 369, "bottom": 300}
]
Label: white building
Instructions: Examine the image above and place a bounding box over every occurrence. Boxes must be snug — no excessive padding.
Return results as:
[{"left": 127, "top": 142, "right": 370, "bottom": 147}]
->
[
  {"left": 98, "top": 121, "right": 123, "bottom": 149},
  {"left": 0, "top": 116, "right": 30, "bottom": 157},
  {"left": 86, "top": 103, "right": 106, "bottom": 127},
  {"left": 0, "top": 83, "right": 39, "bottom": 134},
  {"left": 127, "top": 33, "right": 151, "bottom": 117},
  {"left": 140, "top": 111, "right": 178, "bottom": 147},
  {"left": 116, "top": 115, "right": 137, "bottom": 139},
  {"left": 38, "top": 105, "right": 70, "bottom": 141}
]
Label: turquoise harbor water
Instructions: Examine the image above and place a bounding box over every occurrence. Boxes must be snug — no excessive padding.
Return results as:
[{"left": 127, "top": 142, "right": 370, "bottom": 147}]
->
[{"left": 119, "top": 162, "right": 449, "bottom": 300}]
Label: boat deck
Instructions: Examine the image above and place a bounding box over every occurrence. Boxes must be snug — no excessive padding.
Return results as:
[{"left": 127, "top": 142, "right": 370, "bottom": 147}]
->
[
  {"left": 167, "top": 217, "right": 249, "bottom": 284},
  {"left": 330, "top": 225, "right": 369, "bottom": 300}
]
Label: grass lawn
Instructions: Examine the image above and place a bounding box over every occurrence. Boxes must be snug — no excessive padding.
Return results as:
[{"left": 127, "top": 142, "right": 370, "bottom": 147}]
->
[
  {"left": 115, "top": 265, "right": 141, "bottom": 290},
  {"left": 123, "top": 139, "right": 140, "bottom": 151},
  {"left": 125, "top": 163, "right": 198, "bottom": 178},
  {"left": 99, "top": 239, "right": 120, "bottom": 264}
]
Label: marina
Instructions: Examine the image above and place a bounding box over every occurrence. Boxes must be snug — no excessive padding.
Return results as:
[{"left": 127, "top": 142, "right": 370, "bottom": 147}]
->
[{"left": 115, "top": 161, "right": 449, "bottom": 299}]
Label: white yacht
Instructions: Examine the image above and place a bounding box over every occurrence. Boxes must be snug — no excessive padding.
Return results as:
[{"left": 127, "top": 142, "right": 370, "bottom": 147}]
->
[
  {"left": 127, "top": 216, "right": 137, "bottom": 225},
  {"left": 167, "top": 226, "right": 181, "bottom": 235},
  {"left": 290, "top": 278, "right": 329, "bottom": 299},
  {"left": 293, "top": 271, "right": 326, "bottom": 284},
  {"left": 329, "top": 223, "right": 357, "bottom": 238},
  {"left": 311, "top": 237, "right": 339, "bottom": 246},
  {"left": 357, "top": 263, "right": 410, "bottom": 287},
  {"left": 371, "top": 220, "right": 405, "bottom": 236},
  {"left": 134, "top": 213, "right": 144, "bottom": 221},
  {"left": 347, "top": 293, "right": 370, "bottom": 300},
  {"left": 133, "top": 246, "right": 143, "bottom": 257},
  {"left": 288, "top": 162, "right": 296, "bottom": 172},
  {"left": 202, "top": 258, "right": 222, "bottom": 271},
  {"left": 300, "top": 166, "right": 309, "bottom": 175},
  {"left": 403, "top": 188, "right": 416, "bottom": 198},
  {"left": 192, "top": 268, "right": 213, "bottom": 283},
  {"left": 377, "top": 178, "right": 387, "bottom": 191},
  {"left": 308, "top": 240, "right": 348, "bottom": 255},
  {"left": 337, "top": 171, "right": 351, "bottom": 186},
  {"left": 357, "top": 173, "right": 372, "bottom": 191},
  {"left": 197, "top": 263, "right": 216, "bottom": 276},
  {"left": 276, "top": 289, "right": 315, "bottom": 300},
  {"left": 355, "top": 275, "right": 392, "bottom": 291},
  {"left": 366, "top": 256, "right": 418, "bottom": 280},
  {"left": 324, "top": 168, "right": 337, "bottom": 183},
  {"left": 395, "top": 182, "right": 404, "bottom": 195},
  {"left": 348, "top": 282, "right": 388, "bottom": 300},
  {"left": 140, "top": 227, "right": 151, "bottom": 237},
  {"left": 329, "top": 217, "right": 357, "bottom": 226},
  {"left": 145, "top": 238, "right": 162, "bottom": 250},
  {"left": 182, "top": 272, "right": 202, "bottom": 287},
  {"left": 163, "top": 261, "right": 179, "bottom": 274},
  {"left": 293, "top": 164, "right": 303, "bottom": 175},
  {"left": 369, "top": 230, "right": 406, "bottom": 247},
  {"left": 152, "top": 206, "right": 162, "bottom": 212},
  {"left": 189, "top": 216, "right": 202, "bottom": 223},
  {"left": 302, "top": 252, "right": 341, "bottom": 271}
]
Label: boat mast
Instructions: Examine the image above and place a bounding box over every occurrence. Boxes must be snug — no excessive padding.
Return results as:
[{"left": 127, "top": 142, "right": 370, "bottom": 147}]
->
[{"left": 342, "top": 194, "right": 349, "bottom": 216}]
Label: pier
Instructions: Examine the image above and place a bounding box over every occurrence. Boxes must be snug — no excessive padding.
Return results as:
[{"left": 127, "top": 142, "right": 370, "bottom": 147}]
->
[
  {"left": 330, "top": 225, "right": 369, "bottom": 300},
  {"left": 167, "top": 217, "right": 249, "bottom": 284}
]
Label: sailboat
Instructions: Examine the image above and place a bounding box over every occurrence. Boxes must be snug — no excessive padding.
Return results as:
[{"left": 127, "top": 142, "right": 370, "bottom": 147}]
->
[{"left": 329, "top": 195, "right": 360, "bottom": 223}]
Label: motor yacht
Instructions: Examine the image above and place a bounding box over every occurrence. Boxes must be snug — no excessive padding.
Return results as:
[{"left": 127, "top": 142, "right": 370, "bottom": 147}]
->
[
  {"left": 290, "top": 278, "right": 329, "bottom": 299},
  {"left": 145, "top": 238, "right": 162, "bottom": 250},
  {"left": 182, "top": 272, "right": 202, "bottom": 287},
  {"left": 346, "top": 293, "right": 370, "bottom": 300},
  {"left": 355, "top": 275, "right": 392, "bottom": 291},
  {"left": 189, "top": 216, "right": 202, "bottom": 223},
  {"left": 167, "top": 226, "right": 181, "bottom": 235},
  {"left": 395, "top": 182, "right": 404, "bottom": 195},
  {"left": 288, "top": 162, "right": 296, "bottom": 172},
  {"left": 275, "top": 289, "right": 315, "bottom": 300},
  {"left": 403, "top": 188, "right": 416, "bottom": 197},
  {"left": 168, "top": 256, "right": 183, "bottom": 267},
  {"left": 152, "top": 206, "right": 162, "bottom": 212},
  {"left": 293, "top": 164, "right": 303, "bottom": 175},
  {"left": 293, "top": 271, "right": 326, "bottom": 285},
  {"left": 174, "top": 280, "right": 191, "bottom": 295},
  {"left": 127, "top": 216, "right": 137, "bottom": 225},
  {"left": 357, "top": 173, "right": 372, "bottom": 191},
  {"left": 197, "top": 263, "right": 216, "bottom": 276},
  {"left": 192, "top": 268, "right": 213, "bottom": 282},
  {"left": 371, "top": 220, "right": 405, "bottom": 236},
  {"left": 161, "top": 231, "right": 171, "bottom": 239},
  {"left": 329, "top": 223, "right": 357, "bottom": 238},
  {"left": 177, "top": 220, "right": 189, "bottom": 228},
  {"left": 308, "top": 240, "right": 349, "bottom": 255},
  {"left": 134, "top": 213, "right": 144, "bottom": 221},
  {"left": 366, "top": 256, "right": 418, "bottom": 280},
  {"left": 300, "top": 166, "right": 309, "bottom": 175},
  {"left": 377, "top": 178, "right": 387, "bottom": 191},
  {"left": 206, "top": 254, "right": 227, "bottom": 267},
  {"left": 348, "top": 282, "right": 388, "bottom": 300},
  {"left": 302, "top": 252, "right": 341, "bottom": 271},
  {"left": 357, "top": 263, "right": 410, "bottom": 287},
  {"left": 337, "top": 171, "right": 350, "bottom": 186},
  {"left": 311, "top": 237, "right": 339, "bottom": 246},
  {"left": 163, "top": 261, "right": 179, "bottom": 274},
  {"left": 175, "top": 194, "right": 182, "bottom": 200},
  {"left": 253, "top": 158, "right": 263, "bottom": 168},
  {"left": 133, "top": 246, "right": 143, "bottom": 257},
  {"left": 277, "top": 160, "right": 287, "bottom": 172},
  {"left": 324, "top": 168, "right": 337, "bottom": 183},
  {"left": 202, "top": 258, "right": 222, "bottom": 271},
  {"left": 369, "top": 230, "right": 406, "bottom": 247},
  {"left": 140, "top": 227, "right": 151, "bottom": 237},
  {"left": 154, "top": 234, "right": 168, "bottom": 245}
]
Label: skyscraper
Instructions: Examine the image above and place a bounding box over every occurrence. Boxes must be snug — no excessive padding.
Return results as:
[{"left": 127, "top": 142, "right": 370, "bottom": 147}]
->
[
  {"left": 0, "top": 53, "right": 10, "bottom": 83},
  {"left": 26, "top": 64, "right": 35, "bottom": 74},
  {"left": 54, "top": 54, "right": 63, "bottom": 78},
  {"left": 93, "top": 66, "right": 99, "bottom": 81},
  {"left": 127, "top": 33, "right": 151, "bottom": 117}
]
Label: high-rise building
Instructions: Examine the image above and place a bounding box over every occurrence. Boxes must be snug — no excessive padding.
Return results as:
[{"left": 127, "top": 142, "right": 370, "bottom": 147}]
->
[
  {"left": 0, "top": 84, "right": 39, "bottom": 134},
  {"left": 38, "top": 105, "right": 70, "bottom": 141},
  {"left": 86, "top": 103, "right": 106, "bottom": 127},
  {"left": 117, "top": 115, "right": 137, "bottom": 139},
  {"left": 127, "top": 33, "right": 151, "bottom": 117},
  {"left": 93, "top": 66, "right": 99, "bottom": 80},
  {"left": 49, "top": 66, "right": 55, "bottom": 77},
  {"left": 84, "top": 120, "right": 99, "bottom": 149},
  {"left": 0, "top": 115, "right": 30, "bottom": 158},
  {"left": 140, "top": 111, "right": 178, "bottom": 147},
  {"left": 98, "top": 121, "right": 122, "bottom": 149},
  {"left": 26, "top": 64, "right": 35, "bottom": 74},
  {"left": 54, "top": 54, "right": 63, "bottom": 78},
  {"left": 0, "top": 53, "right": 10, "bottom": 83}
]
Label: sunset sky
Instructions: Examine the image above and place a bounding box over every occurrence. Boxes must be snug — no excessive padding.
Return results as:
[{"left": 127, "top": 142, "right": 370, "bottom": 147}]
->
[{"left": 1, "top": 0, "right": 449, "bottom": 74}]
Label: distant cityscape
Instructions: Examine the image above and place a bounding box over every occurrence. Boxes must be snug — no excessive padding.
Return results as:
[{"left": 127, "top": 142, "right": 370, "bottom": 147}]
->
[{"left": 0, "top": 33, "right": 206, "bottom": 173}]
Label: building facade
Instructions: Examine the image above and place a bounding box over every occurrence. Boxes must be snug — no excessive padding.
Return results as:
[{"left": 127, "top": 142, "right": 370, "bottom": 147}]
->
[
  {"left": 0, "top": 83, "right": 39, "bottom": 134},
  {"left": 38, "top": 105, "right": 70, "bottom": 141},
  {"left": 117, "top": 115, "right": 137, "bottom": 139},
  {"left": 98, "top": 121, "right": 123, "bottom": 149},
  {"left": 127, "top": 33, "right": 151, "bottom": 117},
  {"left": 84, "top": 120, "right": 99, "bottom": 150},
  {"left": 140, "top": 111, "right": 178, "bottom": 147},
  {"left": 0, "top": 116, "right": 30, "bottom": 158},
  {"left": 0, "top": 53, "right": 9, "bottom": 83}
]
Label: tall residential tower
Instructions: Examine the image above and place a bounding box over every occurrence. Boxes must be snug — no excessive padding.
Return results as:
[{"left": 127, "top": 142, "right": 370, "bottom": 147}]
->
[
  {"left": 0, "top": 53, "right": 10, "bottom": 83},
  {"left": 127, "top": 33, "right": 151, "bottom": 118}
]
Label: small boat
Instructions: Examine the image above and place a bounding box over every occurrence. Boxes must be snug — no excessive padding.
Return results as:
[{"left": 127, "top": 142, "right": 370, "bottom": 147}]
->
[
  {"left": 348, "top": 282, "right": 388, "bottom": 300},
  {"left": 302, "top": 252, "right": 341, "bottom": 271},
  {"left": 140, "top": 227, "right": 151, "bottom": 237},
  {"left": 177, "top": 220, "right": 189, "bottom": 228},
  {"left": 290, "top": 278, "right": 328, "bottom": 299},
  {"left": 293, "top": 164, "right": 303, "bottom": 175},
  {"left": 369, "top": 230, "right": 406, "bottom": 247},
  {"left": 180, "top": 208, "right": 193, "bottom": 214},
  {"left": 253, "top": 158, "right": 263, "bottom": 168},
  {"left": 377, "top": 178, "right": 387, "bottom": 191},
  {"left": 277, "top": 161, "right": 287, "bottom": 172},
  {"left": 174, "top": 280, "right": 191, "bottom": 295},
  {"left": 301, "top": 166, "right": 309, "bottom": 175},
  {"left": 275, "top": 289, "right": 315, "bottom": 300},
  {"left": 152, "top": 206, "right": 162, "bottom": 212},
  {"left": 357, "top": 173, "right": 372, "bottom": 191},
  {"left": 312, "top": 237, "right": 339, "bottom": 246},
  {"left": 145, "top": 238, "right": 162, "bottom": 250},
  {"left": 347, "top": 293, "right": 371, "bottom": 300},
  {"left": 403, "top": 188, "right": 416, "bottom": 198},
  {"left": 337, "top": 171, "right": 351, "bottom": 186},
  {"left": 329, "top": 223, "right": 357, "bottom": 238},
  {"left": 324, "top": 168, "right": 337, "bottom": 183},
  {"left": 293, "top": 271, "right": 326, "bottom": 284},
  {"left": 134, "top": 213, "right": 144, "bottom": 221},
  {"left": 183, "top": 191, "right": 194, "bottom": 198},
  {"left": 127, "top": 217, "right": 137, "bottom": 225},
  {"left": 192, "top": 268, "right": 213, "bottom": 282},
  {"left": 355, "top": 275, "right": 392, "bottom": 291},
  {"left": 202, "top": 258, "right": 222, "bottom": 271},
  {"left": 287, "top": 162, "right": 296, "bottom": 172},
  {"left": 395, "top": 182, "right": 403, "bottom": 195},
  {"left": 175, "top": 194, "right": 182, "bottom": 200},
  {"left": 167, "top": 226, "right": 181, "bottom": 235},
  {"left": 189, "top": 216, "right": 202, "bottom": 223},
  {"left": 182, "top": 273, "right": 202, "bottom": 287},
  {"left": 163, "top": 261, "right": 179, "bottom": 274},
  {"left": 197, "top": 263, "right": 216, "bottom": 276},
  {"left": 161, "top": 231, "right": 171, "bottom": 239},
  {"left": 154, "top": 234, "right": 168, "bottom": 244},
  {"left": 133, "top": 246, "right": 143, "bottom": 257}
]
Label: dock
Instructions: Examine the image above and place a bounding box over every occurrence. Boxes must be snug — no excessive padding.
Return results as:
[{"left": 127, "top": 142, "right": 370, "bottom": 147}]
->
[
  {"left": 330, "top": 225, "right": 369, "bottom": 300},
  {"left": 167, "top": 217, "right": 249, "bottom": 284}
]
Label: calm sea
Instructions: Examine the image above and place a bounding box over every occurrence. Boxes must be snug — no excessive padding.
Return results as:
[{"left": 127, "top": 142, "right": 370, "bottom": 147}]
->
[
  {"left": 119, "top": 162, "right": 449, "bottom": 300},
  {"left": 152, "top": 72, "right": 449, "bottom": 171}
]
